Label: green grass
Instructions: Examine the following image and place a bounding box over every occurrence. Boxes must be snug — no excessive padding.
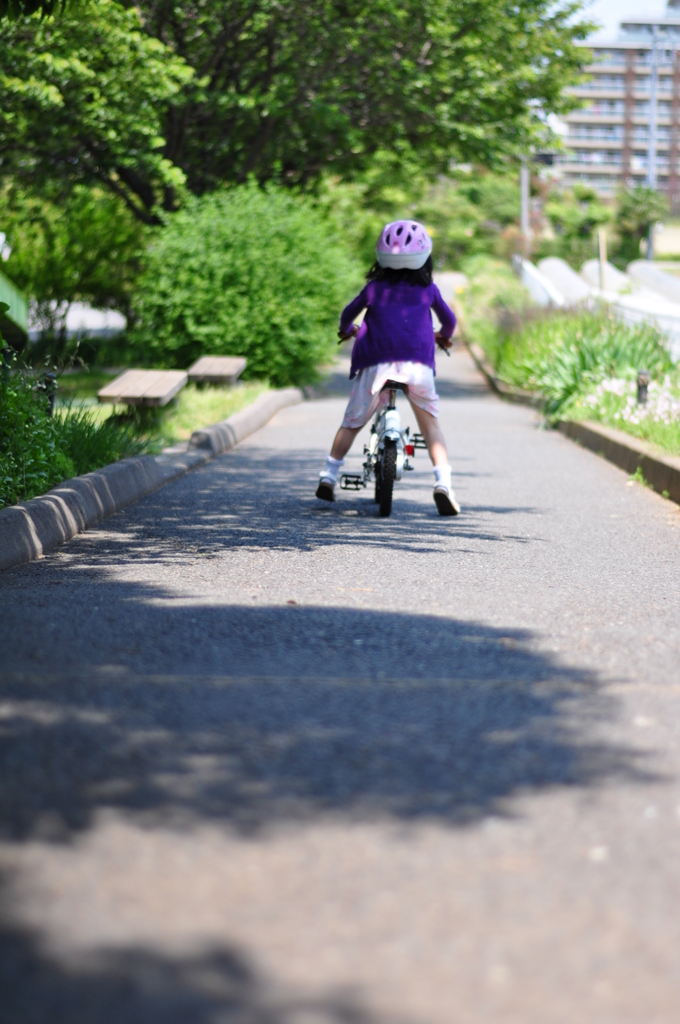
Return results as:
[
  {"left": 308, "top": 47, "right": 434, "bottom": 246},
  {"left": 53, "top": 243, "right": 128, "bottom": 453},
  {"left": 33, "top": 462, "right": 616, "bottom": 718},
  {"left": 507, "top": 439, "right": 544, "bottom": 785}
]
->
[
  {"left": 55, "top": 404, "right": 153, "bottom": 474},
  {"left": 496, "top": 312, "right": 671, "bottom": 419},
  {"left": 621, "top": 419, "right": 680, "bottom": 455},
  {"left": 458, "top": 255, "right": 533, "bottom": 366},
  {"left": 154, "top": 381, "right": 270, "bottom": 445}
]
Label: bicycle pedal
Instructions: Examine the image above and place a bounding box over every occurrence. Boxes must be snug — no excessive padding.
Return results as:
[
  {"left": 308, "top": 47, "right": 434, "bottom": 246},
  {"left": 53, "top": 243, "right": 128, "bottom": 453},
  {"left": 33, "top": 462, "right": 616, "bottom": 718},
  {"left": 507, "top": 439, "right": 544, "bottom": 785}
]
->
[
  {"left": 412, "top": 433, "right": 428, "bottom": 449},
  {"left": 340, "top": 473, "right": 366, "bottom": 491}
]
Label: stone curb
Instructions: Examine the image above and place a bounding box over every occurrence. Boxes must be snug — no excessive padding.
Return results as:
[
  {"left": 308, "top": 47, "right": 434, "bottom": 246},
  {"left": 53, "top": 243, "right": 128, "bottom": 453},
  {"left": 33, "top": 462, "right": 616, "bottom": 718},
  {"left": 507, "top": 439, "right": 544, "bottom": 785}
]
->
[
  {"left": 556, "top": 419, "right": 680, "bottom": 505},
  {"left": 188, "top": 387, "right": 303, "bottom": 454},
  {"left": 0, "top": 387, "right": 304, "bottom": 572}
]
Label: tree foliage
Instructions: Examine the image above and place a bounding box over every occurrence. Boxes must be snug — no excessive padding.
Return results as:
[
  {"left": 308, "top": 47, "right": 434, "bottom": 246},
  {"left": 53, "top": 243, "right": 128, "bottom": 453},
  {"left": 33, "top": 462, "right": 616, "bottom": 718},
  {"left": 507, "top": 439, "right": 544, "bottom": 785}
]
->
[
  {"left": 0, "top": 0, "right": 62, "bottom": 19},
  {"left": 1, "top": 0, "right": 592, "bottom": 219},
  {"left": 318, "top": 155, "right": 523, "bottom": 268},
  {"left": 0, "top": 184, "right": 148, "bottom": 339},
  {"left": 0, "top": 0, "right": 193, "bottom": 223},
  {"left": 149, "top": 0, "right": 591, "bottom": 195},
  {"left": 541, "top": 183, "right": 612, "bottom": 267},
  {"left": 615, "top": 186, "right": 669, "bottom": 265}
]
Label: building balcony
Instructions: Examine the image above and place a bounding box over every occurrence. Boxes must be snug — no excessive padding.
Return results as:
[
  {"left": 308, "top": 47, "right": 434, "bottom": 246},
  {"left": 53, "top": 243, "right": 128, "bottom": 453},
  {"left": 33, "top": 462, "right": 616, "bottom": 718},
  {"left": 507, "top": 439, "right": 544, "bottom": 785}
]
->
[
  {"left": 561, "top": 172, "right": 623, "bottom": 193},
  {"left": 565, "top": 110, "right": 625, "bottom": 120},
  {"left": 566, "top": 109, "right": 674, "bottom": 123},
  {"left": 572, "top": 84, "right": 626, "bottom": 95},
  {"left": 585, "top": 60, "right": 678, "bottom": 71},
  {"left": 629, "top": 136, "right": 672, "bottom": 146},
  {"left": 566, "top": 134, "right": 624, "bottom": 144},
  {"left": 559, "top": 162, "right": 623, "bottom": 173}
]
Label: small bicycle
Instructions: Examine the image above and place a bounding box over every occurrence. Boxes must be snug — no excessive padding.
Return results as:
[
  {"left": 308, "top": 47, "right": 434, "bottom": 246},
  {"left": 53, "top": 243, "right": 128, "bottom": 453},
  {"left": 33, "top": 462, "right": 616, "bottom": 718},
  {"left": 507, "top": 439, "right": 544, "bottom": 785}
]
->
[{"left": 339, "top": 380, "right": 428, "bottom": 517}]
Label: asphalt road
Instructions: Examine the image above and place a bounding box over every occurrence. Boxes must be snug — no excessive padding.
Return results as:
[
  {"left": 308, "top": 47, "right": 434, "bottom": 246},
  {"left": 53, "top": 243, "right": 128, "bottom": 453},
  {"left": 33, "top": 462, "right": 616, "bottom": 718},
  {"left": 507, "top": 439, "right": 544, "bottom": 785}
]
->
[{"left": 2, "top": 346, "right": 680, "bottom": 1023}]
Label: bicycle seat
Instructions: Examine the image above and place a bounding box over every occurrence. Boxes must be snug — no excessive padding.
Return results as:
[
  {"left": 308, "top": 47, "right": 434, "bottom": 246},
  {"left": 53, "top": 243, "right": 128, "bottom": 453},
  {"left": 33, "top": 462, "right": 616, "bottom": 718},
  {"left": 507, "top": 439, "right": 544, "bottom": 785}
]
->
[{"left": 380, "top": 379, "right": 409, "bottom": 394}]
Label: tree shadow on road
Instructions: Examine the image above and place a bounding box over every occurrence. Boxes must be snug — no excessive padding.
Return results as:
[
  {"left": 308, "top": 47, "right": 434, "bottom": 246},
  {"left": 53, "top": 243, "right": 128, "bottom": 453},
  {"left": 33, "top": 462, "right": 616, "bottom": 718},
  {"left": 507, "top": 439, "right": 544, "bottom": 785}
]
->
[
  {"left": 2, "top": 605, "right": 648, "bottom": 1024},
  {"left": 0, "top": 913, "right": 384, "bottom": 1024},
  {"left": 0, "top": 577, "right": 660, "bottom": 1021},
  {"left": 43, "top": 444, "right": 542, "bottom": 564},
  {"left": 0, "top": 592, "right": 657, "bottom": 843}
]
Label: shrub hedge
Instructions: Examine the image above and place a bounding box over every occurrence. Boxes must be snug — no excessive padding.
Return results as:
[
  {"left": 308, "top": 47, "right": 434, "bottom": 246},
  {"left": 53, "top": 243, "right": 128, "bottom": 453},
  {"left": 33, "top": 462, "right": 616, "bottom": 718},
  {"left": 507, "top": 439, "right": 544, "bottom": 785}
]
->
[
  {"left": 0, "top": 359, "right": 149, "bottom": 509},
  {"left": 0, "top": 365, "right": 74, "bottom": 507},
  {"left": 129, "top": 183, "right": 362, "bottom": 387}
]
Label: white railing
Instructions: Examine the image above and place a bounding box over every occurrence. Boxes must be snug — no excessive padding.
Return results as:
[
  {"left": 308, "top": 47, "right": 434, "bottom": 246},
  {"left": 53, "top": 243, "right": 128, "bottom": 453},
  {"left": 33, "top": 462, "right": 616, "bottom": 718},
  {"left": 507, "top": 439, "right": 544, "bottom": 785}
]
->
[
  {"left": 511, "top": 256, "right": 566, "bottom": 309},
  {"left": 579, "top": 105, "right": 625, "bottom": 115},
  {"left": 578, "top": 82, "right": 625, "bottom": 92},
  {"left": 569, "top": 153, "right": 623, "bottom": 165},
  {"left": 569, "top": 131, "right": 624, "bottom": 140}
]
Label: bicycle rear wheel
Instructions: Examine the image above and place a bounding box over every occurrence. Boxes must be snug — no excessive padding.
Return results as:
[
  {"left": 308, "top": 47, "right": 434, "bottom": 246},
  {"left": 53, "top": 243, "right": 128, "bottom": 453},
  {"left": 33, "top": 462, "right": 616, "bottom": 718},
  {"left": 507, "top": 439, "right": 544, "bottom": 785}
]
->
[{"left": 379, "top": 440, "right": 397, "bottom": 517}]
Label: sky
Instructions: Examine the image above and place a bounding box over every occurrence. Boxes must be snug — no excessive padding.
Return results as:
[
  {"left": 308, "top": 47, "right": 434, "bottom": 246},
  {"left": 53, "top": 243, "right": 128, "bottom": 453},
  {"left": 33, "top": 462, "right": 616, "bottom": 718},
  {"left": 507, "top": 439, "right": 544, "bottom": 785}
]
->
[{"left": 584, "top": 0, "right": 667, "bottom": 38}]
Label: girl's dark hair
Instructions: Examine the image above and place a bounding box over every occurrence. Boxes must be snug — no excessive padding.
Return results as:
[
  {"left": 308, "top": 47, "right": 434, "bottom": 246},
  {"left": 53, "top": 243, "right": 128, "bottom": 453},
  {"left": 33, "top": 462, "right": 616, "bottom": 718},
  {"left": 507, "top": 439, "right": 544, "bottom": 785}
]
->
[{"left": 366, "top": 254, "right": 433, "bottom": 287}]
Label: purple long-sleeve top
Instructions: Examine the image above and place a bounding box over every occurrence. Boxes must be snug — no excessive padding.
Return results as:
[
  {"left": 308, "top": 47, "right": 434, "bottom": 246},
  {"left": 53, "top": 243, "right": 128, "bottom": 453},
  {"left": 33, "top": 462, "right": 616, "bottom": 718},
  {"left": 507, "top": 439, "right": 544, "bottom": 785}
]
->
[{"left": 339, "top": 279, "right": 456, "bottom": 379}]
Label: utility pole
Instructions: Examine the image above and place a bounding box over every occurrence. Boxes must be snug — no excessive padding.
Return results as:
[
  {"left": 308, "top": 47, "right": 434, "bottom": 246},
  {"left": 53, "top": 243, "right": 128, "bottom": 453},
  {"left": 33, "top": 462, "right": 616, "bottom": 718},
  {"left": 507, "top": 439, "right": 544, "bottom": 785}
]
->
[
  {"left": 647, "top": 28, "right": 659, "bottom": 260},
  {"left": 520, "top": 159, "right": 531, "bottom": 256}
]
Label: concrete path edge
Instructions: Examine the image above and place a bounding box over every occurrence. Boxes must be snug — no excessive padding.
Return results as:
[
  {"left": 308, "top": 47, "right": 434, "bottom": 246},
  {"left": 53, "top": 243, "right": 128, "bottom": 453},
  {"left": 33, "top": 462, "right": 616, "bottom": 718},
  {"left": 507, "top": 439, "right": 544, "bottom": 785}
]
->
[
  {"left": 0, "top": 386, "right": 303, "bottom": 572},
  {"left": 464, "top": 340, "right": 539, "bottom": 406}
]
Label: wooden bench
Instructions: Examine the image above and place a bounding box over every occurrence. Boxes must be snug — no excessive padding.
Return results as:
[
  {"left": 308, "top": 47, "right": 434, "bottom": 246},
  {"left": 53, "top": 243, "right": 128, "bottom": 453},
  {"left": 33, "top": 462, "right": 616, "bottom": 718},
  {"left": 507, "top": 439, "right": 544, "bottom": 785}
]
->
[
  {"left": 187, "top": 356, "right": 247, "bottom": 385},
  {"left": 97, "top": 369, "right": 188, "bottom": 407}
]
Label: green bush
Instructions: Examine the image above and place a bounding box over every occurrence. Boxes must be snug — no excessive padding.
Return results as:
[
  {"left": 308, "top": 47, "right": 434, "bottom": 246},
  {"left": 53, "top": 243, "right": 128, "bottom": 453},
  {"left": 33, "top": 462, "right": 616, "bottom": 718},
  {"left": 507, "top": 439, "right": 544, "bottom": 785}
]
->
[
  {"left": 460, "top": 258, "right": 674, "bottom": 421},
  {"left": 0, "top": 366, "right": 75, "bottom": 507},
  {"left": 0, "top": 359, "right": 151, "bottom": 508},
  {"left": 129, "top": 183, "right": 362, "bottom": 387},
  {"left": 542, "top": 184, "right": 611, "bottom": 270},
  {"left": 613, "top": 186, "right": 669, "bottom": 267}
]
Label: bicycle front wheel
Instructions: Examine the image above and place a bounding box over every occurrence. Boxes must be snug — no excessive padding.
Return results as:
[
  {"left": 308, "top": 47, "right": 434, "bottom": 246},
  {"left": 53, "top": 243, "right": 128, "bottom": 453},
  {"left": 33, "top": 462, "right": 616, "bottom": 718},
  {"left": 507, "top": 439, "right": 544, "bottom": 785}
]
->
[{"left": 379, "top": 440, "right": 397, "bottom": 517}]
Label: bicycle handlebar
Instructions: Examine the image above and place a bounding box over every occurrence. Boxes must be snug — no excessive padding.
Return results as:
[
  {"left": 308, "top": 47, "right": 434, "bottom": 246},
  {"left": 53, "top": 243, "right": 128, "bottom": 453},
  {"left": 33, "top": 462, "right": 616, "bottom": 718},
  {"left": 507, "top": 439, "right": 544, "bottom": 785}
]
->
[{"left": 338, "top": 325, "right": 452, "bottom": 356}]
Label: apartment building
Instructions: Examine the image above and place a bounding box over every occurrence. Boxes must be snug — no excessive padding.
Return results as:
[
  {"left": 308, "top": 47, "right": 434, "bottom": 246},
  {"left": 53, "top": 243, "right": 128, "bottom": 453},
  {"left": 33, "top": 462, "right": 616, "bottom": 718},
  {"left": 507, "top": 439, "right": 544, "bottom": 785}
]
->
[{"left": 560, "top": 0, "right": 680, "bottom": 205}]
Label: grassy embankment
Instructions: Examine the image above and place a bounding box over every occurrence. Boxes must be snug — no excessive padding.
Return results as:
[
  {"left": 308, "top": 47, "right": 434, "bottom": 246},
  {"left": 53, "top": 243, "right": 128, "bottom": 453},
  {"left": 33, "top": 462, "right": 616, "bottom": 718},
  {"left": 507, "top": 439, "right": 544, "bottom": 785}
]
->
[{"left": 459, "top": 256, "right": 680, "bottom": 457}]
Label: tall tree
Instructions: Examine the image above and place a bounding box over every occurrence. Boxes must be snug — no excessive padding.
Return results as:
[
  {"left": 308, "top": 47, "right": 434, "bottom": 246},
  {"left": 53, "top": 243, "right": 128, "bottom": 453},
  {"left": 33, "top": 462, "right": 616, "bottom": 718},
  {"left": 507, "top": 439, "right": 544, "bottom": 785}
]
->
[
  {"left": 615, "top": 186, "right": 669, "bottom": 264},
  {"left": 1, "top": 0, "right": 592, "bottom": 221},
  {"left": 0, "top": 0, "right": 61, "bottom": 19},
  {"left": 144, "top": 0, "right": 592, "bottom": 197},
  {"left": 0, "top": 0, "right": 193, "bottom": 223}
]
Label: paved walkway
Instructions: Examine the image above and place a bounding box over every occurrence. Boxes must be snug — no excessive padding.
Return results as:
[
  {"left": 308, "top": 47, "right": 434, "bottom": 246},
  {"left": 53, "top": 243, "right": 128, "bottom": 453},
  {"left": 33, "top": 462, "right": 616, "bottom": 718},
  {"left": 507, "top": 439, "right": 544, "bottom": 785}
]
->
[{"left": 2, "top": 348, "right": 680, "bottom": 1023}]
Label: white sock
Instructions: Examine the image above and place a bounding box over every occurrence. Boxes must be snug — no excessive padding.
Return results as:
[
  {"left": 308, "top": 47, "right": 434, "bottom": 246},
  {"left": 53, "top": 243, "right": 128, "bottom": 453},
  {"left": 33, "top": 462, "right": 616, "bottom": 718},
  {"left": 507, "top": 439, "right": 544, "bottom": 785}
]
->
[
  {"left": 322, "top": 455, "right": 344, "bottom": 483},
  {"left": 433, "top": 464, "right": 452, "bottom": 490}
]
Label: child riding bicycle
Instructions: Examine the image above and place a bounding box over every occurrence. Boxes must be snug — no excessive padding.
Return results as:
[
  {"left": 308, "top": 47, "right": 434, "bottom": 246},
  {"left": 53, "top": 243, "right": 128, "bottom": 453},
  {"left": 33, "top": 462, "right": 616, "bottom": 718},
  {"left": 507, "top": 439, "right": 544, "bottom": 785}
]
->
[{"left": 316, "top": 220, "right": 460, "bottom": 515}]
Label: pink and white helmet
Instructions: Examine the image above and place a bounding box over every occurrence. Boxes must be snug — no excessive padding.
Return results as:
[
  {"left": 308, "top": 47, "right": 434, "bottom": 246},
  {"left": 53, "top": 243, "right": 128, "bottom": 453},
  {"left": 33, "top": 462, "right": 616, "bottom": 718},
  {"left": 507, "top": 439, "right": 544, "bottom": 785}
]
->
[{"left": 376, "top": 220, "right": 432, "bottom": 270}]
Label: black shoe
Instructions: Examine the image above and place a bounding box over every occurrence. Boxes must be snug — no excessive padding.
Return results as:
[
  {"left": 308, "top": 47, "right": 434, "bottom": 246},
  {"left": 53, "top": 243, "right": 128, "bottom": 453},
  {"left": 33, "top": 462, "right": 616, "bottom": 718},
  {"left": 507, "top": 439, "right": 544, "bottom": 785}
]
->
[
  {"left": 433, "top": 486, "right": 460, "bottom": 516},
  {"left": 316, "top": 479, "right": 335, "bottom": 502}
]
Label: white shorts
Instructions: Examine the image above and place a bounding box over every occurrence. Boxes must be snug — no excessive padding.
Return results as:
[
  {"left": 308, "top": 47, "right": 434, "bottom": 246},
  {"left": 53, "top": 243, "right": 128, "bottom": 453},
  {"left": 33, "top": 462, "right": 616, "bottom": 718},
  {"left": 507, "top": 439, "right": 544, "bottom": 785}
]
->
[{"left": 341, "top": 361, "right": 439, "bottom": 429}]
